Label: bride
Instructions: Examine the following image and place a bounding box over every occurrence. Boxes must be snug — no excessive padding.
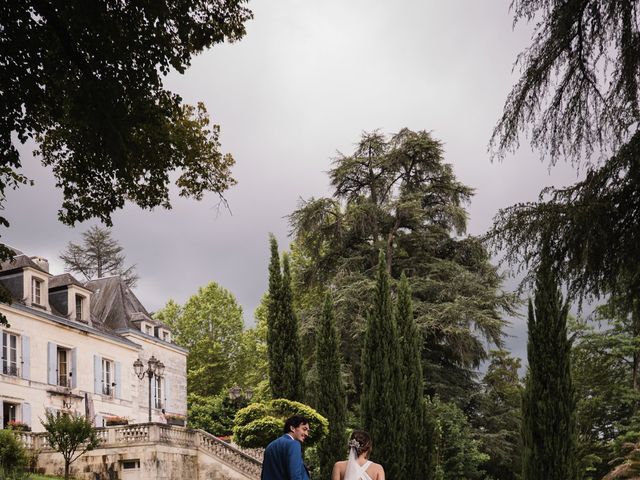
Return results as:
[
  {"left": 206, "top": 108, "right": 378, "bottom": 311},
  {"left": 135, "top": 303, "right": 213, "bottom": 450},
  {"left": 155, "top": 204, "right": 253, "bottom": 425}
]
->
[{"left": 331, "top": 430, "right": 385, "bottom": 480}]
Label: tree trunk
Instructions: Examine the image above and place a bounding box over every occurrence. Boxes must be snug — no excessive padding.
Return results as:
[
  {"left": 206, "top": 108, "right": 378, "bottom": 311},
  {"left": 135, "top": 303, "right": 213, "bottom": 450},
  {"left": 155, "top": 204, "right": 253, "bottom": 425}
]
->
[{"left": 64, "top": 460, "right": 70, "bottom": 480}]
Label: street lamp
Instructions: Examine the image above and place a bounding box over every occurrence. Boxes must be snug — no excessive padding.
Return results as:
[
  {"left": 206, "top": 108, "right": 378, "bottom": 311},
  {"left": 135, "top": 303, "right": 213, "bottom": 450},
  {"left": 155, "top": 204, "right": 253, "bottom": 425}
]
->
[{"left": 134, "top": 355, "right": 165, "bottom": 422}]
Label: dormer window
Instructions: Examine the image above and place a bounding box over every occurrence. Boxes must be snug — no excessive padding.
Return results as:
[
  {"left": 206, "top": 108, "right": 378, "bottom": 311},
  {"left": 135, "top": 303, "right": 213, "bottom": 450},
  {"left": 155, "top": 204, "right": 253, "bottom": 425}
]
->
[
  {"left": 145, "top": 325, "right": 152, "bottom": 335},
  {"left": 75, "top": 294, "right": 84, "bottom": 321},
  {"left": 32, "top": 278, "right": 43, "bottom": 305},
  {"left": 162, "top": 331, "right": 170, "bottom": 342}
]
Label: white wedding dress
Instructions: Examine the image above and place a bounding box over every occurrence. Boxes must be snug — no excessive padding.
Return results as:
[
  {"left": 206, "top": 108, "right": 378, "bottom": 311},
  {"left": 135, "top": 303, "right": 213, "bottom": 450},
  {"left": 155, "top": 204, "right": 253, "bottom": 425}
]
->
[{"left": 344, "top": 447, "right": 373, "bottom": 480}]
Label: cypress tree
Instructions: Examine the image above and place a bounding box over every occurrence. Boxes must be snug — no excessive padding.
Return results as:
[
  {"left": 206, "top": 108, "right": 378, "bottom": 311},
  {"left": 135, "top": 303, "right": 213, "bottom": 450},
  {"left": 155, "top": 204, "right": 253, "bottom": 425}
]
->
[
  {"left": 396, "top": 272, "right": 426, "bottom": 479},
  {"left": 280, "top": 253, "right": 303, "bottom": 401},
  {"left": 522, "top": 252, "right": 577, "bottom": 480},
  {"left": 316, "top": 293, "right": 347, "bottom": 480},
  {"left": 361, "top": 251, "right": 404, "bottom": 479},
  {"left": 266, "top": 236, "right": 303, "bottom": 401},
  {"left": 266, "top": 234, "right": 285, "bottom": 398}
]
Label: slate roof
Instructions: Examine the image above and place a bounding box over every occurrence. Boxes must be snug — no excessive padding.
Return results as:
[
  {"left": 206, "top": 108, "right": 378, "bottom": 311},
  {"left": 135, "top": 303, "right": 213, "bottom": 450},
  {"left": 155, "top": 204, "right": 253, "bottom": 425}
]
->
[
  {"left": 0, "top": 254, "right": 49, "bottom": 275},
  {"left": 49, "top": 273, "right": 88, "bottom": 290},
  {"left": 86, "top": 276, "right": 155, "bottom": 331}
]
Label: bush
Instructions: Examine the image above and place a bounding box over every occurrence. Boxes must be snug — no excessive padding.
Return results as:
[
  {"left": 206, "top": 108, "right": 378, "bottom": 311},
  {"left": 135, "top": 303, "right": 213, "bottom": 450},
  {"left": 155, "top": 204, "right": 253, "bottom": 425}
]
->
[
  {"left": 0, "top": 430, "right": 28, "bottom": 472},
  {"left": 233, "top": 398, "right": 328, "bottom": 448},
  {"left": 6, "top": 422, "right": 30, "bottom": 433},
  {"left": 104, "top": 416, "right": 128, "bottom": 426}
]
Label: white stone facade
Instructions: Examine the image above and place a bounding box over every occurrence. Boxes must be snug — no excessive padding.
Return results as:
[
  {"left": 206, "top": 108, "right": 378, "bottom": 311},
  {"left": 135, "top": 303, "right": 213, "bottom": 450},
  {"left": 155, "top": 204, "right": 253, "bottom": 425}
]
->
[{"left": 0, "top": 253, "right": 187, "bottom": 432}]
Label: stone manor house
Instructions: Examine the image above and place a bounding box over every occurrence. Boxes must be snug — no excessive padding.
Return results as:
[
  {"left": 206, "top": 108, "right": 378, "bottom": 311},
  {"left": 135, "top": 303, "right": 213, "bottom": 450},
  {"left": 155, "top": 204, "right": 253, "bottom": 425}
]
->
[
  {"left": 0, "top": 247, "right": 187, "bottom": 431},
  {"left": 0, "top": 248, "right": 262, "bottom": 479}
]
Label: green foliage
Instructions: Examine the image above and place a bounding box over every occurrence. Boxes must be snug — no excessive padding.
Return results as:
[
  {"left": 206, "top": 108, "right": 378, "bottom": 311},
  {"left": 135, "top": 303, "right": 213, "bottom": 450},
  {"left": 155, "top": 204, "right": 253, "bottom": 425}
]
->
[
  {"left": 235, "top": 296, "right": 269, "bottom": 389},
  {"left": 315, "top": 293, "right": 347, "bottom": 480},
  {"left": 266, "top": 236, "right": 304, "bottom": 401},
  {"left": 604, "top": 431, "right": 640, "bottom": 480},
  {"left": 289, "top": 129, "right": 516, "bottom": 408},
  {"left": 522, "top": 257, "right": 577, "bottom": 480},
  {"left": 571, "top": 312, "right": 640, "bottom": 479},
  {"left": 187, "top": 393, "right": 248, "bottom": 436},
  {"left": 396, "top": 272, "right": 427, "bottom": 479},
  {"left": 472, "top": 350, "right": 522, "bottom": 480},
  {"left": 427, "top": 397, "right": 488, "bottom": 480},
  {"left": 360, "top": 251, "right": 405, "bottom": 479},
  {"left": 0, "top": 430, "right": 27, "bottom": 473},
  {"left": 59, "top": 226, "right": 138, "bottom": 287},
  {"left": 233, "top": 398, "right": 328, "bottom": 448},
  {"left": 491, "top": 0, "right": 640, "bottom": 163},
  {"left": 155, "top": 282, "right": 245, "bottom": 397},
  {"left": 42, "top": 411, "right": 100, "bottom": 480},
  {"left": 1, "top": 2, "right": 252, "bottom": 231}
]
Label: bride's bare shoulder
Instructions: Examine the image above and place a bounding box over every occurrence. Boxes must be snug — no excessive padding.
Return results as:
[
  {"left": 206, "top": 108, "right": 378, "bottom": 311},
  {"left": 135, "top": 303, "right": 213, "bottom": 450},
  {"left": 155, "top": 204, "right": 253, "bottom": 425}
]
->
[
  {"left": 331, "top": 461, "right": 347, "bottom": 480},
  {"left": 368, "top": 462, "right": 385, "bottom": 480}
]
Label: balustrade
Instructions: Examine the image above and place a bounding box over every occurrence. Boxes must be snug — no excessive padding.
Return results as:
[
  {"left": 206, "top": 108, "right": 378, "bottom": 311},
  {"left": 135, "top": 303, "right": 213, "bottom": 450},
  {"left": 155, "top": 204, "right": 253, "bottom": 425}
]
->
[{"left": 15, "top": 423, "right": 262, "bottom": 478}]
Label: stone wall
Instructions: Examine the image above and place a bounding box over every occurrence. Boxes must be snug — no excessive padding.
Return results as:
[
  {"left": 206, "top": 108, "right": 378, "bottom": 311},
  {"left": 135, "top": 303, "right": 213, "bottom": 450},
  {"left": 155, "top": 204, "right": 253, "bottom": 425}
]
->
[{"left": 18, "top": 424, "right": 260, "bottom": 480}]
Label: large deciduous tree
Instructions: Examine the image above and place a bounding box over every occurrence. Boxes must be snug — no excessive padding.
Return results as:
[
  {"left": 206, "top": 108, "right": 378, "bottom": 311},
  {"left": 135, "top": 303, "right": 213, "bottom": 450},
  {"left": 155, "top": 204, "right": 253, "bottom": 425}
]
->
[
  {"left": 0, "top": 0, "right": 251, "bottom": 239},
  {"left": 360, "top": 251, "right": 404, "bottom": 479},
  {"left": 289, "top": 129, "right": 516, "bottom": 405},
  {"left": 155, "top": 282, "right": 244, "bottom": 397},
  {"left": 60, "top": 225, "right": 138, "bottom": 287},
  {"left": 315, "top": 293, "right": 347, "bottom": 480},
  {"left": 522, "top": 255, "right": 577, "bottom": 480}
]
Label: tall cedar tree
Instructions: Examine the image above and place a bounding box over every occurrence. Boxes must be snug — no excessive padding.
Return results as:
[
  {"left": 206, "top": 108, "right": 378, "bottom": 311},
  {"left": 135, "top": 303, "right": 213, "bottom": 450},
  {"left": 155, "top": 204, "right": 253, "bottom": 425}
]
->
[
  {"left": 489, "top": 0, "right": 640, "bottom": 405},
  {"left": 266, "top": 235, "right": 303, "bottom": 401},
  {"left": 396, "top": 272, "right": 427, "bottom": 479},
  {"left": 361, "top": 251, "right": 404, "bottom": 479},
  {"left": 522, "top": 255, "right": 577, "bottom": 480},
  {"left": 60, "top": 226, "right": 138, "bottom": 287},
  {"left": 316, "top": 293, "right": 347, "bottom": 480},
  {"left": 290, "top": 129, "right": 516, "bottom": 408}
]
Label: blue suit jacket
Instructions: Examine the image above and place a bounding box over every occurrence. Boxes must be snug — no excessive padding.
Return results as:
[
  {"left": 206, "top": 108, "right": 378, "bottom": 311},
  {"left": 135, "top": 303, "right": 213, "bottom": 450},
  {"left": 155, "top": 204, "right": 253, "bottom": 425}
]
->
[{"left": 261, "top": 434, "right": 310, "bottom": 480}]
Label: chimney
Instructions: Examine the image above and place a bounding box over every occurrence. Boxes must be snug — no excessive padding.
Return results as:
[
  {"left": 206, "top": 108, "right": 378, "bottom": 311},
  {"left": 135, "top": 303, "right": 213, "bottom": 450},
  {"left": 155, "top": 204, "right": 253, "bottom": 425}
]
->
[{"left": 30, "top": 256, "right": 50, "bottom": 273}]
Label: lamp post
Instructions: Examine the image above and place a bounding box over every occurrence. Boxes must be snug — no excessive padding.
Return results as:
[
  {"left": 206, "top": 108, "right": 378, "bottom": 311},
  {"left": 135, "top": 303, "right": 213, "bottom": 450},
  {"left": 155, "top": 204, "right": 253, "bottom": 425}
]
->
[{"left": 134, "top": 355, "right": 165, "bottom": 422}]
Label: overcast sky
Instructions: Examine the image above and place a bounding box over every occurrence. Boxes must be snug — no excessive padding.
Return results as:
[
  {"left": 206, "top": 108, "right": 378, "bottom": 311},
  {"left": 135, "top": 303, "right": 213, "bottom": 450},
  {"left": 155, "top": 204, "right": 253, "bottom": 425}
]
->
[{"left": 6, "top": 1, "right": 582, "bottom": 364}]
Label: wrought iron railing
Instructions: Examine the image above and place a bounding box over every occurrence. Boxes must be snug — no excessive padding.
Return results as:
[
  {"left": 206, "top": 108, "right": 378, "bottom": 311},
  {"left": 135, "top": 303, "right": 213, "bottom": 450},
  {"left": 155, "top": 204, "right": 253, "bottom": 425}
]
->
[{"left": 2, "top": 364, "right": 19, "bottom": 376}]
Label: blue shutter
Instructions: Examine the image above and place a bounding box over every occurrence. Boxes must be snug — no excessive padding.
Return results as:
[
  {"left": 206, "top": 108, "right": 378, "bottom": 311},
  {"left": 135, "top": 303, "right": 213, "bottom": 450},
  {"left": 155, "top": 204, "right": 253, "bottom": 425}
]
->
[
  {"left": 115, "top": 361, "right": 121, "bottom": 399},
  {"left": 0, "top": 401, "right": 3, "bottom": 428},
  {"left": 21, "top": 335, "right": 30, "bottom": 380},
  {"left": 47, "top": 343, "right": 57, "bottom": 385},
  {"left": 152, "top": 377, "right": 157, "bottom": 411},
  {"left": 164, "top": 375, "right": 170, "bottom": 412},
  {"left": 71, "top": 348, "right": 77, "bottom": 388},
  {"left": 22, "top": 403, "right": 31, "bottom": 427},
  {"left": 93, "top": 355, "right": 102, "bottom": 394}
]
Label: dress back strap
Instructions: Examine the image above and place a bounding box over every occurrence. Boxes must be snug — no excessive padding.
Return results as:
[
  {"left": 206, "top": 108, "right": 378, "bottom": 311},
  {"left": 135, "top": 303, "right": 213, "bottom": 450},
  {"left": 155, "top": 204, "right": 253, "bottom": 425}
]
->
[{"left": 357, "top": 461, "right": 372, "bottom": 476}]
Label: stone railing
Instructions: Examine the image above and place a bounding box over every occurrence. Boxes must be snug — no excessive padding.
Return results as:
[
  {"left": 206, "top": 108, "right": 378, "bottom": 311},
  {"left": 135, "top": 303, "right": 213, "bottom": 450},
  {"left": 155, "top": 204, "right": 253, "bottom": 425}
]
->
[
  {"left": 196, "top": 430, "right": 262, "bottom": 478},
  {"left": 16, "top": 424, "right": 262, "bottom": 478}
]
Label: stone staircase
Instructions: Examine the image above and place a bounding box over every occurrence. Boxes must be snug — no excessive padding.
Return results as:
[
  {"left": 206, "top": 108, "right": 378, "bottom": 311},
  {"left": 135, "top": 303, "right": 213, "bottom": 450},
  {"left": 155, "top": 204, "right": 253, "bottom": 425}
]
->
[{"left": 15, "top": 423, "right": 262, "bottom": 480}]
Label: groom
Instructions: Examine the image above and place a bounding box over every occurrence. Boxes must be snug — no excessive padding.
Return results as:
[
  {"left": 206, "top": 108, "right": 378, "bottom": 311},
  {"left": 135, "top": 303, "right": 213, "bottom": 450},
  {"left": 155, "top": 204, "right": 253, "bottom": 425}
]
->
[{"left": 261, "top": 415, "right": 310, "bottom": 480}]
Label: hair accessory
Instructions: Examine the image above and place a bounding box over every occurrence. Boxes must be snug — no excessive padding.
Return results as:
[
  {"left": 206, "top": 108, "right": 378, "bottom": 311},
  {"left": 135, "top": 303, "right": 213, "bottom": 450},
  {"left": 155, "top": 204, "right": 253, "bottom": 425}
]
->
[{"left": 348, "top": 439, "right": 361, "bottom": 450}]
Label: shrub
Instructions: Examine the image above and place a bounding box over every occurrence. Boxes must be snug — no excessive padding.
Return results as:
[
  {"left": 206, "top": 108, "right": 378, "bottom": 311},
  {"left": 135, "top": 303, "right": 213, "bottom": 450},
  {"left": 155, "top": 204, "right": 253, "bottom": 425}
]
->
[
  {"left": 233, "top": 398, "right": 328, "bottom": 448},
  {"left": 6, "top": 422, "right": 30, "bottom": 433},
  {"left": 104, "top": 416, "right": 128, "bottom": 426},
  {"left": 0, "top": 430, "right": 28, "bottom": 472}
]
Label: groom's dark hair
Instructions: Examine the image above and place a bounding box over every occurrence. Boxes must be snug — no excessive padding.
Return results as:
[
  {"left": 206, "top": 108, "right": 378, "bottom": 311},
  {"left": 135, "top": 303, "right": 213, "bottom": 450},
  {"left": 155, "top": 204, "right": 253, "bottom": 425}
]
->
[{"left": 283, "top": 415, "right": 310, "bottom": 434}]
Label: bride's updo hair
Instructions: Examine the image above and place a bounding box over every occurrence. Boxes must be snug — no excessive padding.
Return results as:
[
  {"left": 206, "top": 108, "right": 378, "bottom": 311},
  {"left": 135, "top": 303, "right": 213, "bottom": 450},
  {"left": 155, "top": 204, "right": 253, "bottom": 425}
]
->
[{"left": 348, "top": 430, "right": 372, "bottom": 457}]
